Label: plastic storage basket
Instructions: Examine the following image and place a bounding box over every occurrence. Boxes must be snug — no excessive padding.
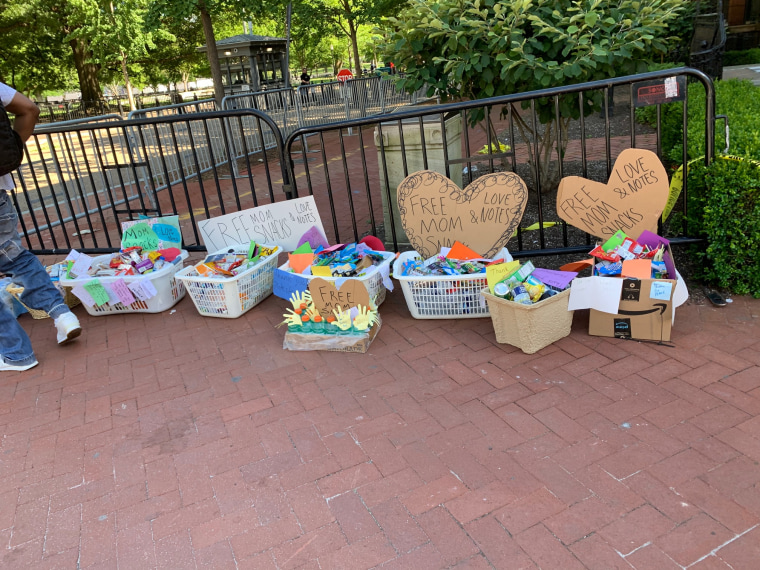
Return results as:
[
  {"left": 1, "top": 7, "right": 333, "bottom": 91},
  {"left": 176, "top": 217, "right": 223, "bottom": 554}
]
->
[
  {"left": 481, "top": 288, "right": 574, "bottom": 354},
  {"left": 175, "top": 245, "right": 280, "bottom": 318},
  {"left": 60, "top": 251, "right": 188, "bottom": 316},
  {"left": 276, "top": 250, "right": 395, "bottom": 307},
  {"left": 392, "top": 248, "right": 512, "bottom": 319}
]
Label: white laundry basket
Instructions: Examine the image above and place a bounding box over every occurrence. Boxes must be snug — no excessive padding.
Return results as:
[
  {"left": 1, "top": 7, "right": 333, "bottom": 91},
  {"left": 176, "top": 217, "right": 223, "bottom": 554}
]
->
[
  {"left": 392, "top": 248, "right": 512, "bottom": 319},
  {"left": 175, "top": 245, "right": 280, "bottom": 318}
]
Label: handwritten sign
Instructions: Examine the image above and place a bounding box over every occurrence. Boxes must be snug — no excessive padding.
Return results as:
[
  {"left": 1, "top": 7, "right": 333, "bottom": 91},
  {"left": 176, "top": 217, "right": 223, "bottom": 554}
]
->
[
  {"left": 121, "top": 222, "right": 159, "bottom": 251},
  {"left": 197, "top": 197, "right": 327, "bottom": 252},
  {"left": 397, "top": 171, "right": 528, "bottom": 258},
  {"left": 121, "top": 215, "right": 182, "bottom": 250},
  {"left": 273, "top": 268, "right": 309, "bottom": 300},
  {"left": 83, "top": 279, "right": 110, "bottom": 307},
  {"left": 556, "top": 149, "right": 669, "bottom": 239},
  {"left": 308, "top": 277, "right": 370, "bottom": 319}
]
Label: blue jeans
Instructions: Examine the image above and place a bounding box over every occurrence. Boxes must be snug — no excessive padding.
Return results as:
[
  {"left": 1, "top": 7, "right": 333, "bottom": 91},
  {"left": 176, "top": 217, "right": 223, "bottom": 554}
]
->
[{"left": 1, "top": 191, "right": 70, "bottom": 365}]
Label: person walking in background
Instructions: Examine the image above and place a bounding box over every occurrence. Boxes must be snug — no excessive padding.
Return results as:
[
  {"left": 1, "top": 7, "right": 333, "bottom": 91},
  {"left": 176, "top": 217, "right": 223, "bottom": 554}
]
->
[
  {"left": 0, "top": 81, "right": 82, "bottom": 372},
  {"left": 299, "top": 68, "right": 313, "bottom": 105},
  {"left": 300, "top": 68, "right": 311, "bottom": 87}
]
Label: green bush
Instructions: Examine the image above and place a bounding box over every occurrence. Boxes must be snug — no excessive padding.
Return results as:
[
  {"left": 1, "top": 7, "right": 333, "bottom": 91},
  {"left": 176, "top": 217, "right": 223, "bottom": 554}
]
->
[
  {"left": 686, "top": 158, "right": 760, "bottom": 296},
  {"left": 638, "top": 78, "right": 760, "bottom": 165},
  {"left": 723, "top": 48, "right": 760, "bottom": 66},
  {"left": 643, "top": 79, "right": 760, "bottom": 295}
]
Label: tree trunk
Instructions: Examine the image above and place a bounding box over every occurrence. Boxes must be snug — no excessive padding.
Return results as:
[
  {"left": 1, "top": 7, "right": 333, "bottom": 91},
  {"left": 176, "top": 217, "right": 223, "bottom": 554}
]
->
[
  {"left": 69, "top": 37, "right": 102, "bottom": 105},
  {"left": 200, "top": 3, "right": 225, "bottom": 107},
  {"left": 120, "top": 52, "right": 136, "bottom": 112},
  {"left": 348, "top": 19, "right": 362, "bottom": 77}
]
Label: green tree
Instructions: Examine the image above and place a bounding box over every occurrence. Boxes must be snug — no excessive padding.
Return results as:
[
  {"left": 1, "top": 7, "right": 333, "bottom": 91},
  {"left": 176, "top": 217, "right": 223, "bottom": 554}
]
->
[
  {"left": 299, "top": 0, "right": 406, "bottom": 77},
  {"left": 66, "top": 0, "right": 175, "bottom": 110},
  {"left": 383, "top": 0, "right": 686, "bottom": 190},
  {"left": 147, "top": 0, "right": 238, "bottom": 105},
  {"left": 0, "top": 0, "right": 95, "bottom": 99}
]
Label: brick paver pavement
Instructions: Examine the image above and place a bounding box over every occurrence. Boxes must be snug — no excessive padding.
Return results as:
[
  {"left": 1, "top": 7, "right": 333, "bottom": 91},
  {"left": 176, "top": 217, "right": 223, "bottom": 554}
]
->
[{"left": 2, "top": 277, "right": 760, "bottom": 569}]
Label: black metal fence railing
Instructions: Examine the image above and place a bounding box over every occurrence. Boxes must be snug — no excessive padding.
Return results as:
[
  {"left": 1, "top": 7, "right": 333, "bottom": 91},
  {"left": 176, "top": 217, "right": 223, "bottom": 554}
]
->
[
  {"left": 283, "top": 67, "right": 715, "bottom": 255},
  {"left": 11, "top": 67, "right": 715, "bottom": 258},
  {"left": 35, "top": 91, "right": 213, "bottom": 124}
]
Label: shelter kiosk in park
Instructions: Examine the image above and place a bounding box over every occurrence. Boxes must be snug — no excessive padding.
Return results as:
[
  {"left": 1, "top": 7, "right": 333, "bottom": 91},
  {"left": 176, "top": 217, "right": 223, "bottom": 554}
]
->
[{"left": 198, "top": 34, "right": 289, "bottom": 94}]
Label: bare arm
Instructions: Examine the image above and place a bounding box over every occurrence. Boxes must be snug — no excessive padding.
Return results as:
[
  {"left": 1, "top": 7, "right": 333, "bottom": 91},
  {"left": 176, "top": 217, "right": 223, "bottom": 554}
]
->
[{"left": 5, "top": 91, "right": 40, "bottom": 142}]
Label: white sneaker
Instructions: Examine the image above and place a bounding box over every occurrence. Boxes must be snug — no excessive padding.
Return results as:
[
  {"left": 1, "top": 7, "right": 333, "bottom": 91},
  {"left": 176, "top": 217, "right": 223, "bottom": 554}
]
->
[
  {"left": 54, "top": 312, "right": 82, "bottom": 344},
  {"left": 0, "top": 358, "right": 38, "bottom": 372}
]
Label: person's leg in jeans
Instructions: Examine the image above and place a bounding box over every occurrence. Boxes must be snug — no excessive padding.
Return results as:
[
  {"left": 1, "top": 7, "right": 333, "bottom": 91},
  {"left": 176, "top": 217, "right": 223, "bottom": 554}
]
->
[
  {"left": 0, "top": 288, "right": 37, "bottom": 368},
  {"left": 0, "top": 191, "right": 81, "bottom": 368}
]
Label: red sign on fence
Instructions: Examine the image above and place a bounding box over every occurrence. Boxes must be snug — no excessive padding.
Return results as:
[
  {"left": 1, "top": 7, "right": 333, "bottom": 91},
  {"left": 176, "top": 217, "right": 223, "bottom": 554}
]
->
[{"left": 336, "top": 69, "right": 353, "bottom": 82}]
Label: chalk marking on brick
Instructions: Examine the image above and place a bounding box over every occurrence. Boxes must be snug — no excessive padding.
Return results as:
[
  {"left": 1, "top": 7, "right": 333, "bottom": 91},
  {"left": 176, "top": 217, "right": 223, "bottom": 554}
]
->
[{"left": 685, "top": 524, "right": 759, "bottom": 568}]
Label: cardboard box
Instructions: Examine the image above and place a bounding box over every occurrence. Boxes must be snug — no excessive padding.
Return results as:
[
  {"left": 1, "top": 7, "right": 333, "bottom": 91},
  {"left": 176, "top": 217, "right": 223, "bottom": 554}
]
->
[
  {"left": 283, "top": 321, "right": 380, "bottom": 353},
  {"left": 568, "top": 230, "right": 688, "bottom": 342},
  {"left": 588, "top": 278, "right": 676, "bottom": 341}
]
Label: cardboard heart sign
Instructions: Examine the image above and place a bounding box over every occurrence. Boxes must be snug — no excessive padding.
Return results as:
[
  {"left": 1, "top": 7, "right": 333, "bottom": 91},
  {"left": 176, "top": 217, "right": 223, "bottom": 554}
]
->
[
  {"left": 556, "top": 148, "right": 669, "bottom": 239},
  {"left": 397, "top": 170, "right": 528, "bottom": 259},
  {"left": 308, "top": 278, "right": 370, "bottom": 319}
]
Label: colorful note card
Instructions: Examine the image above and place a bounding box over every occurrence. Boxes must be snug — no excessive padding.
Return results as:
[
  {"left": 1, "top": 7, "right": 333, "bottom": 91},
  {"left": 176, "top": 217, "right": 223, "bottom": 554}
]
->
[
  {"left": 650, "top": 281, "right": 673, "bottom": 301},
  {"left": 71, "top": 284, "right": 95, "bottom": 307},
  {"left": 141, "top": 279, "right": 158, "bottom": 298},
  {"left": 297, "top": 226, "right": 329, "bottom": 250},
  {"left": 70, "top": 253, "right": 93, "bottom": 278},
  {"left": 560, "top": 259, "right": 594, "bottom": 273},
  {"left": 292, "top": 242, "right": 314, "bottom": 255},
  {"left": 311, "top": 265, "right": 333, "bottom": 277},
  {"left": 84, "top": 279, "right": 110, "bottom": 307},
  {"left": 530, "top": 268, "right": 578, "bottom": 290},
  {"left": 128, "top": 282, "right": 148, "bottom": 301},
  {"left": 288, "top": 253, "right": 315, "bottom": 274},
  {"left": 446, "top": 241, "right": 482, "bottom": 261},
  {"left": 273, "top": 268, "right": 309, "bottom": 300},
  {"left": 110, "top": 278, "right": 136, "bottom": 306},
  {"left": 622, "top": 259, "right": 652, "bottom": 280},
  {"left": 486, "top": 261, "right": 521, "bottom": 294}
]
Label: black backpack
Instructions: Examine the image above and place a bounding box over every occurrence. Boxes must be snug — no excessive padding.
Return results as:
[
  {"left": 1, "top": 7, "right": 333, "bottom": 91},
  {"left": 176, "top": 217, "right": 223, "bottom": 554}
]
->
[{"left": 0, "top": 100, "right": 24, "bottom": 177}]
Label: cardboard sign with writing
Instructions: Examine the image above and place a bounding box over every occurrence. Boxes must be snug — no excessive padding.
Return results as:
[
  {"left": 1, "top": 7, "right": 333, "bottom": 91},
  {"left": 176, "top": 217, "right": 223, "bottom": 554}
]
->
[
  {"left": 397, "top": 170, "right": 528, "bottom": 259},
  {"left": 197, "top": 196, "right": 326, "bottom": 252},
  {"left": 556, "top": 149, "right": 669, "bottom": 239},
  {"left": 308, "top": 278, "right": 370, "bottom": 319}
]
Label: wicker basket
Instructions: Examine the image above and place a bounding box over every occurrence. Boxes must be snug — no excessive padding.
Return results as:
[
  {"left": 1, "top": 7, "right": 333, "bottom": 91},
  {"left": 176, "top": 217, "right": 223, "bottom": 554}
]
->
[
  {"left": 6, "top": 283, "right": 81, "bottom": 320},
  {"left": 481, "top": 288, "right": 574, "bottom": 354}
]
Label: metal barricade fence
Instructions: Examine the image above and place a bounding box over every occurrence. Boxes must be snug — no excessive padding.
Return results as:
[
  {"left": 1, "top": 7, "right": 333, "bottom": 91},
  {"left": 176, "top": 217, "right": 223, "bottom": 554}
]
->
[
  {"left": 127, "top": 100, "right": 229, "bottom": 195},
  {"left": 15, "top": 68, "right": 715, "bottom": 257},
  {"left": 281, "top": 67, "right": 715, "bottom": 254},
  {"left": 12, "top": 110, "right": 288, "bottom": 254},
  {"left": 222, "top": 88, "right": 298, "bottom": 158}
]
